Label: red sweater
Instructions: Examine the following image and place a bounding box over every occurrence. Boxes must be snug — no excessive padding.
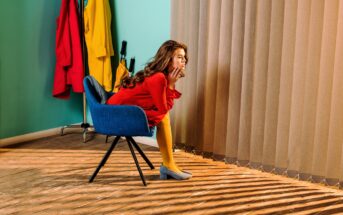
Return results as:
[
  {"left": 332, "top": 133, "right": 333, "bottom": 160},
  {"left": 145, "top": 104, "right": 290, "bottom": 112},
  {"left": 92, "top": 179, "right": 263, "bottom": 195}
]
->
[
  {"left": 53, "top": 0, "right": 84, "bottom": 99},
  {"left": 107, "top": 72, "right": 181, "bottom": 126}
]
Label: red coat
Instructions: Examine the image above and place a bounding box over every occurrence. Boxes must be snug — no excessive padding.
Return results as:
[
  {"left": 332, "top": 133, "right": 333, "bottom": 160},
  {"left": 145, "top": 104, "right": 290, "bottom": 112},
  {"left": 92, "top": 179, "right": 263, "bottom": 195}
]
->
[
  {"left": 107, "top": 72, "right": 181, "bottom": 126},
  {"left": 53, "top": 0, "right": 84, "bottom": 99}
]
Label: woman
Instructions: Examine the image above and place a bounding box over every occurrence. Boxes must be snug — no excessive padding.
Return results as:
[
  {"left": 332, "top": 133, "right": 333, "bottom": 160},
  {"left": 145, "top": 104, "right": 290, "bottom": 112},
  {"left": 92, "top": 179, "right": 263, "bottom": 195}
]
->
[{"left": 107, "top": 40, "right": 191, "bottom": 180}]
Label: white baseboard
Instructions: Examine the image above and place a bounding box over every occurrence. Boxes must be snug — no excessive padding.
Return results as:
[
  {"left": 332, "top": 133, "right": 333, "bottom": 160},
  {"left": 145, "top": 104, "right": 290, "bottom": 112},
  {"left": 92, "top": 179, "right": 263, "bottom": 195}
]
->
[
  {"left": 0, "top": 125, "right": 158, "bottom": 148},
  {"left": 0, "top": 123, "right": 85, "bottom": 148},
  {"left": 133, "top": 136, "right": 158, "bottom": 148},
  {"left": 0, "top": 127, "right": 61, "bottom": 147}
]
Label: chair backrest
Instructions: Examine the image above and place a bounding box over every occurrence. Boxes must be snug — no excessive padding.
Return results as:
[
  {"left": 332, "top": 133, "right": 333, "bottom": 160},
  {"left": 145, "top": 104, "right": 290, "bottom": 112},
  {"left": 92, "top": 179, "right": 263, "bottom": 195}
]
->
[
  {"left": 83, "top": 76, "right": 154, "bottom": 137},
  {"left": 84, "top": 76, "right": 109, "bottom": 104}
]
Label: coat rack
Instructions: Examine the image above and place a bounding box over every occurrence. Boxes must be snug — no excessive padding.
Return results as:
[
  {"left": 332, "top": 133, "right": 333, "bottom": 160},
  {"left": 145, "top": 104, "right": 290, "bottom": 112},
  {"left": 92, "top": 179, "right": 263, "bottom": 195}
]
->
[
  {"left": 60, "top": 0, "right": 90, "bottom": 142},
  {"left": 60, "top": 1, "right": 136, "bottom": 143}
]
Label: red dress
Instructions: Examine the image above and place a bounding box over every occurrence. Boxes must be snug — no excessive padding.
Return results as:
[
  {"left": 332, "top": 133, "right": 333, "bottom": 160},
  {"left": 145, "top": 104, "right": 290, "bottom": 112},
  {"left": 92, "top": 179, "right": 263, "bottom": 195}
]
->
[
  {"left": 53, "top": 0, "right": 84, "bottom": 99},
  {"left": 107, "top": 72, "right": 181, "bottom": 126}
]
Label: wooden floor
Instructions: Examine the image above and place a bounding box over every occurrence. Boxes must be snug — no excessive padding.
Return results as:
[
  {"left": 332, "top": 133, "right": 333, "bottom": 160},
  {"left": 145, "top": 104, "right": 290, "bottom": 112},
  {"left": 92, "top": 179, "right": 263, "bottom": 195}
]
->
[{"left": 1, "top": 133, "right": 343, "bottom": 214}]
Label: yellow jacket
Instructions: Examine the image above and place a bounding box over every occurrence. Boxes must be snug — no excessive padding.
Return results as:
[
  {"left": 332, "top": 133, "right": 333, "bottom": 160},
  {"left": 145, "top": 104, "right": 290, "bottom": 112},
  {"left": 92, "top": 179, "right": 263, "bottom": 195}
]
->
[{"left": 84, "top": 0, "right": 114, "bottom": 91}]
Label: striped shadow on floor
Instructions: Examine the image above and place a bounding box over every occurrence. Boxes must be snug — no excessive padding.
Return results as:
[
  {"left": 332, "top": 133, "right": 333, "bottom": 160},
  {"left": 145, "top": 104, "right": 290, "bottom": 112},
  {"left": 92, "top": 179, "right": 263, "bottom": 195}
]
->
[{"left": 1, "top": 133, "right": 343, "bottom": 214}]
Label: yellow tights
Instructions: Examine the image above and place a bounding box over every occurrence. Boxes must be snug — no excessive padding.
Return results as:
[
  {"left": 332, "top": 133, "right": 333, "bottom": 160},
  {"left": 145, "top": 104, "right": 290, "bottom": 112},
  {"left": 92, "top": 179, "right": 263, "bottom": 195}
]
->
[{"left": 156, "top": 112, "right": 181, "bottom": 173}]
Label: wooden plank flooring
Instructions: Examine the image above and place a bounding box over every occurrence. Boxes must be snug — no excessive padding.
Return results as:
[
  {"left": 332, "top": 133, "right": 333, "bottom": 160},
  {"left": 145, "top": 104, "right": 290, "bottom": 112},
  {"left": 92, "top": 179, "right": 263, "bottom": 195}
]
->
[{"left": 1, "top": 133, "right": 343, "bottom": 214}]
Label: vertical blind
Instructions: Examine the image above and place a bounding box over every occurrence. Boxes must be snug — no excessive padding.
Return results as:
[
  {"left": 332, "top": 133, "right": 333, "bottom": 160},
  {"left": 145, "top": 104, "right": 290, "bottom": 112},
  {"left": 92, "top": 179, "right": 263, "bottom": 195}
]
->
[{"left": 171, "top": 0, "right": 343, "bottom": 187}]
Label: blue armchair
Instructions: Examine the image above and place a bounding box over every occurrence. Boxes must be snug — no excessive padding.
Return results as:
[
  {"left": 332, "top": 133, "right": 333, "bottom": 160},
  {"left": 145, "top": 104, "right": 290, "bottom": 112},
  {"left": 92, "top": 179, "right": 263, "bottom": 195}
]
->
[{"left": 84, "top": 76, "right": 155, "bottom": 186}]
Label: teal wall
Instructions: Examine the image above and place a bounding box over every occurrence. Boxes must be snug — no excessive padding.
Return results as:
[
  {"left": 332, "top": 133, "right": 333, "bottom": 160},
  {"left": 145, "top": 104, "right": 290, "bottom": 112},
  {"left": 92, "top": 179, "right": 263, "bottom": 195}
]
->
[
  {"left": 0, "top": 1, "right": 83, "bottom": 139},
  {"left": 0, "top": 0, "right": 170, "bottom": 139},
  {"left": 110, "top": 0, "right": 171, "bottom": 72}
]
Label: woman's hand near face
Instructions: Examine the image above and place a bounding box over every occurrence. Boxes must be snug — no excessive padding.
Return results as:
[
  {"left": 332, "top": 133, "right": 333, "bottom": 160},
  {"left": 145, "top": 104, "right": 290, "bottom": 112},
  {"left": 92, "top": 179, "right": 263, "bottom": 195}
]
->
[{"left": 168, "top": 67, "right": 182, "bottom": 89}]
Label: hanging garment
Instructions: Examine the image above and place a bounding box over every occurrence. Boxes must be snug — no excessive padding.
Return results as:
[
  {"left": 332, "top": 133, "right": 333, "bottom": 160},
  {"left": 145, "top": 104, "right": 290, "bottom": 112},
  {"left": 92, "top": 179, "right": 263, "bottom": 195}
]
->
[
  {"left": 53, "top": 0, "right": 84, "bottom": 99},
  {"left": 113, "top": 59, "right": 129, "bottom": 93},
  {"left": 107, "top": 72, "right": 181, "bottom": 127},
  {"left": 84, "top": 0, "right": 114, "bottom": 91}
]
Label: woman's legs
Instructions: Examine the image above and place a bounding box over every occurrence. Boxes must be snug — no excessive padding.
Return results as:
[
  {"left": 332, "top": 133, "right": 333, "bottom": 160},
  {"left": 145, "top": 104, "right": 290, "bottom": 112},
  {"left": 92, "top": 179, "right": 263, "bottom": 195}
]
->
[{"left": 156, "top": 112, "right": 181, "bottom": 173}]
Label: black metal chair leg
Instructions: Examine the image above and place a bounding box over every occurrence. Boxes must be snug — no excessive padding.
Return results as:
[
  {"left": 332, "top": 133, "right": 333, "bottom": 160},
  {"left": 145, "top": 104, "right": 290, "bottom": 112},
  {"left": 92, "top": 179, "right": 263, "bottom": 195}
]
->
[
  {"left": 127, "top": 137, "right": 154, "bottom": 170},
  {"left": 105, "top": 135, "right": 109, "bottom": 143},
  {"left": 127, "top": 139, "right": 147, "bottom": 186},
  {"left": 89, "top": 136, "right": 121, "bottom": 183}
]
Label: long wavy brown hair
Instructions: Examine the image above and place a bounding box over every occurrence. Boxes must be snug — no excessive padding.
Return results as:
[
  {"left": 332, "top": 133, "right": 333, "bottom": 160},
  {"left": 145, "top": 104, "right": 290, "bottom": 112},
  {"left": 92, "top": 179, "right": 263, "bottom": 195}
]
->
[{"left": 120, "top": 40, "right": 188, "bottom": 89}]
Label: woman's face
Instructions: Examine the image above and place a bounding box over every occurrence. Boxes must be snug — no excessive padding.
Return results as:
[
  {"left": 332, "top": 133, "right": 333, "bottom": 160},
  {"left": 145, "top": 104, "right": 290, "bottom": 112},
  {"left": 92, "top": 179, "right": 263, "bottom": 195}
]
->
[{"left": 168, "top": 48, "right": 187, "bottom": 76}]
